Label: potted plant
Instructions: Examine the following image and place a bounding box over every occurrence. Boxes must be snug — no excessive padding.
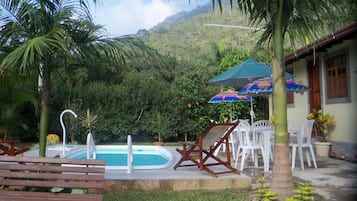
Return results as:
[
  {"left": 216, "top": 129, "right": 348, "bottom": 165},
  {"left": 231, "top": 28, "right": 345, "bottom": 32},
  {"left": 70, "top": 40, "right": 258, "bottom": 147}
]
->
[
  {"left": 307, "top": 109, "right": 336, "bottom": 157},
  {"left": 79, "top": 109, "right": 98, "bottom": 138}
]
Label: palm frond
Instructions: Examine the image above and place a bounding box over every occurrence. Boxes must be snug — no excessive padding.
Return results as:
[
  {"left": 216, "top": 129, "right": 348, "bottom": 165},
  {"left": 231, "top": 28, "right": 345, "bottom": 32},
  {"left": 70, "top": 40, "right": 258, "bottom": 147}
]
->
[
  {"left": 219, "top": 0, "right": 342, "bottom": 48},
  {"left": 1, "top": 30, "right": 65, "bottom": 72}
]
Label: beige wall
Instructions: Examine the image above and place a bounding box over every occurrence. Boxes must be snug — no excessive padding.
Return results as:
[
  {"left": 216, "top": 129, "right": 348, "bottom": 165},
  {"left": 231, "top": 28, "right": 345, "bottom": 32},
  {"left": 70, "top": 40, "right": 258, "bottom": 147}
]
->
[
  {"left": 286, "top": 59, "right": 310, "bottom": 132},
  {"left": 286, "top": 37, "right": 357, "bottom": 143}
]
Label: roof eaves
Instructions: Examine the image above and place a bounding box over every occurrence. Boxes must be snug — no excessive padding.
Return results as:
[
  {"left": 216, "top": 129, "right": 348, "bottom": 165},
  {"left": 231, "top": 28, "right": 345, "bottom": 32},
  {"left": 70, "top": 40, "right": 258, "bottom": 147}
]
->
[{"left": 285, "top": 21, "right": 357, "bottom": 65}]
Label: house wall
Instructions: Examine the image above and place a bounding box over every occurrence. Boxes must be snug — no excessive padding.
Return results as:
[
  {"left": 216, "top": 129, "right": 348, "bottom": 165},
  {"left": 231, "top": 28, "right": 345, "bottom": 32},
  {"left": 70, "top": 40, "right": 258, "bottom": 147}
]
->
[
  {"left": 321, "top": 37, "right": 357, "bottom": 142},
  {"left": 286, "top": 59, "right": 310, "bottom": 132},
  {"left": 286, "top": 36, "right": 357, "bottom": 162}
]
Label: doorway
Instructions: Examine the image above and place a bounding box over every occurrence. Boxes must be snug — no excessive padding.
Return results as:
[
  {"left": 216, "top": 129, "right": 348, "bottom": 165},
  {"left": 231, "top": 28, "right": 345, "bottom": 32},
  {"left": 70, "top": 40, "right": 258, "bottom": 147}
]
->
[
  {"left": 308, "top": 59, "right": 321, "bottom": 137},
  {"left": 308, "top": 59, "right": 321, "bottom": 112}
]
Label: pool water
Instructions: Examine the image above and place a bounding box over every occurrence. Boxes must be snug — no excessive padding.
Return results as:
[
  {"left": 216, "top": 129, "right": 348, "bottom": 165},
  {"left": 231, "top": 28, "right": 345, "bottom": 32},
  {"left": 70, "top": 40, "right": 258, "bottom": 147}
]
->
[
  {"left": 99, "top": 153, "right": 168, "bottom": 166},
  {"left": 65, "top": 145, "right": 173, "bottom": 170}
]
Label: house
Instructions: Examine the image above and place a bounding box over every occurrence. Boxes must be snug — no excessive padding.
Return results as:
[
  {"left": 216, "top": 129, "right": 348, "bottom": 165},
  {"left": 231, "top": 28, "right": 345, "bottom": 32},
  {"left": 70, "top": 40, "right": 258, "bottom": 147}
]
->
[{"left": 284, "top": 21, "right": 357, "bottom": 162}]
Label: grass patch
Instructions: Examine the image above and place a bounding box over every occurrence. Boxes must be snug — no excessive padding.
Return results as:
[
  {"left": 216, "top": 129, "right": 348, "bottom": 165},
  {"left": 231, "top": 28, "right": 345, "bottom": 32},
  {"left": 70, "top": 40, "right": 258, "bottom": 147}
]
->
[{"left": 104, "top": 189, "right": 251, "bottom": 201}]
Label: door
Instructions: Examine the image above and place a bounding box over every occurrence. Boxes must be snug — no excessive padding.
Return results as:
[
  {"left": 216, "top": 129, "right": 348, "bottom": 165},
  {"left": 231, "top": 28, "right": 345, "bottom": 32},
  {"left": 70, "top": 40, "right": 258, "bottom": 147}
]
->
[
  {"left": 308, "top": 59, "right": 321, "bottom": 112},
  {"left": 308, "top": 59, "right": 321, "bottom": 137}
]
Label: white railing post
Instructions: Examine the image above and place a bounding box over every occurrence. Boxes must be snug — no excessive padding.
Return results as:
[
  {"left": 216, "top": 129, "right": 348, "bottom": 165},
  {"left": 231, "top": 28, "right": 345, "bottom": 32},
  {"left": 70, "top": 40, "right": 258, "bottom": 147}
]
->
[
  {"left": 127, "top": 135, "right": 133, "bottom": 173},
  {"left": 86, "top": 133, "right": 97, "bottom": 159}
]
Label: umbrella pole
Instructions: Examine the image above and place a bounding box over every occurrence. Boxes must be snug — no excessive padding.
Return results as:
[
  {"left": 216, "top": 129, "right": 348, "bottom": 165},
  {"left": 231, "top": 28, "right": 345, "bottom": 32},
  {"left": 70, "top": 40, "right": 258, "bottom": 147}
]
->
[
  {"left": 250, "top": 99, "right": 255, "bottom": 125},
  {"left": 230, "top": 103, "right": 233, "bottom": 122}
]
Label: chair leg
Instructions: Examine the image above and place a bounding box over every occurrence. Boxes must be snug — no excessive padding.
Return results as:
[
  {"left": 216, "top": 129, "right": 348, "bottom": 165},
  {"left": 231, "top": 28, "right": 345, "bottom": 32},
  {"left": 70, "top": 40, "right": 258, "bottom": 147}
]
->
[
  {"left": 260, "top": 147, "right": 266, "bottom": 168},
  {"left": 309, "top": 145, "right": 318, "bottom": 168},
  {"left": 250, "top": 149, "right": 255, "bottom": 163},
  {"left": 222, "top": 143, "right": 226, "bottom": 152},
  {"left": 231, "top": 142, "right": 236, "bottom": 161},
  {"left": 269, "top": 146, "right": 274, "bottom": 161},
  {"left": 305, "top": 150, "right": 312, "bottom": 167},
  {"left": 268, "top": 136, "right": 274, "bottom": 161},
  {"left": 213, "top": 143, "right": 221, "bottom": 156},
  {"left": 254, "top": 150, "right": 258, "bottom": 168},
  {"left": 291, "top": 145, "right": 297, "bottom": 169},
  {"left": 240, "top": 149, "right": 248, "bottom": 171},
  {"left": 234, "top": 147, "right": 241, "bottom": 168},
  {"left": 298, "top": 146, "right": 304, "bottom": 170}
]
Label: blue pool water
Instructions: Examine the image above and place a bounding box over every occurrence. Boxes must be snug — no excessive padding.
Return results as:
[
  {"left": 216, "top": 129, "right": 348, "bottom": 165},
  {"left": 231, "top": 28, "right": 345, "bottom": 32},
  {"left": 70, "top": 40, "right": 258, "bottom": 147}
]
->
[{"left": 65, "top": 145, "right": 173, "bottom": 170}]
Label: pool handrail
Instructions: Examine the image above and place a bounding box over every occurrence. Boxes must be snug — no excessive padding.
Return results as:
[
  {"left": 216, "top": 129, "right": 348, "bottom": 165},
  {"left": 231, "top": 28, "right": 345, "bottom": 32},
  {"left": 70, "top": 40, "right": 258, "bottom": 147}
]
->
[
  {"left": 127, "top": 135, "right": 133, "bottom": 174},
  {"left": 86, "top": 132, "right": 97, "bottom": 159},
  {"left": 60, "top": 109, "right": 78, "bottom": 156}
]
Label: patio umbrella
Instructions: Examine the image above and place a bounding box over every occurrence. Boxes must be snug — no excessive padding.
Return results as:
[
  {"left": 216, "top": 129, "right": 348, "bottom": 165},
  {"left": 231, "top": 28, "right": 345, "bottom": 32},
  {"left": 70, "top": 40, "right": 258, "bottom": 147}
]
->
[
  {"left": 208, "top": 59, "right": 293, "bottom": 124},
  {"left": 208, "top": 59, "right": 293, "bottom": 89},
  {"left": 208, "top": 91, "right": 252, "bottom": 122},
  {"left": 238, "top": 76, "right": 309, "bottom": 96},
  {"left": 238, "top": 77, "right": 309, "bottom": 123}
]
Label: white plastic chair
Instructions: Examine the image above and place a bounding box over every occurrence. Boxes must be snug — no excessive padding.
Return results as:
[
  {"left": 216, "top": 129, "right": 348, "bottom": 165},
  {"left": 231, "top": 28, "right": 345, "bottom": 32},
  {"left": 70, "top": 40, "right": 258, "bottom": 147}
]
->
[
  {"left": 214, "top": 119, "right": 233, "bottom": 157},
  {"left": 217, "top": 128, "right": 238, "bottom": 159},
  {"left": 213, "top": 120, "right": 238, "bottom": 157},
  {"left": 253, "top": 120, "right": 274, "bottom": 161},
  {"left": 288, "top": 119, "right": 292, "bottom": 132},
  {"left": 288, "top": 119, "right": 298, "bottom": 136},
  {"left": 289, "top": 119, "right": 317, "bottom": 170},
  {"left": 219, "top": 119, "right": 249, "bottom": 160},
  {"left": 234, "top": 122, "right": 265, "bottom": 171},
  {"left": 229, "top": 120, "right": 251, "bottom": 160}
]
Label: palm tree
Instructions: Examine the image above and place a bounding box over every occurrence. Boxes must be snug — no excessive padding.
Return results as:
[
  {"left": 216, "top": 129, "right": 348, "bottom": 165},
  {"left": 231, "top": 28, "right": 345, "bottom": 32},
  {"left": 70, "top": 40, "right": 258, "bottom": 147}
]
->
[
  {"left": 0, "top": 0, "right": 159, "bottom": 157},
  {"left": 213, "top": 0, "right": 340, "bottom": 199},
  {"left": 0, "top": 72, "right": 38, "bottom": 139}
]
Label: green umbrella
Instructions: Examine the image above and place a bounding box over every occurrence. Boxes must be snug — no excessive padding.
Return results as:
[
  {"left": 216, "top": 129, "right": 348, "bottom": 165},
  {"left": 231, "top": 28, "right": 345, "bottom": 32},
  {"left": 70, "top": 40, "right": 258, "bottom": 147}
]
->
[{"left": 208, "top": 59, "right": 292, "bottom": 89}]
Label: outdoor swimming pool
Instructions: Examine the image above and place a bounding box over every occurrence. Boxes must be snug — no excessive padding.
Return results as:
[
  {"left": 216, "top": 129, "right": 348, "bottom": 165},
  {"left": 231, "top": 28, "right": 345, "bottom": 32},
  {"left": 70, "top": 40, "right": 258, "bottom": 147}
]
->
[{"left": 65, "top": 145, "right": 173, "bottom": 170}]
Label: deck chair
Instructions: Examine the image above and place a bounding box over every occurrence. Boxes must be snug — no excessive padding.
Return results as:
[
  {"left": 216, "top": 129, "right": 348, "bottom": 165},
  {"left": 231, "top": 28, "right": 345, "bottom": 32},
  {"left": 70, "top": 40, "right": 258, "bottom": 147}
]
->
[
  {"left": 0, "top": 139, "right": 29, "bottom": 156},
  {"left": 173, "top": 121, "right": 240, "bottom": 177}
]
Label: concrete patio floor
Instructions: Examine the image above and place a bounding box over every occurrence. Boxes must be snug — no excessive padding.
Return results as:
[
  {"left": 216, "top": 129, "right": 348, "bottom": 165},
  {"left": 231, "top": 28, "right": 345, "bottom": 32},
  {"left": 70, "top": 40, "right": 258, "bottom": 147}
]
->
[
  {"left": 290, "top": 156, "right": 357, "bottom": 201},
  {"left": 24, "top": 145, "right": 357, "bottom": 201}
]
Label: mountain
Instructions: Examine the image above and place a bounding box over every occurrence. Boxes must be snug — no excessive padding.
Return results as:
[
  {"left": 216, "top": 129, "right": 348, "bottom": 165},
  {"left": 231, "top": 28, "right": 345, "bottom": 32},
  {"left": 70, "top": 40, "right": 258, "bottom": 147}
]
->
[
  {"left": 141, "top": 4, "right": 262, "bottom": 67},
  {"left": 150, "top": 3, "right": 213, "bottom": 32}
]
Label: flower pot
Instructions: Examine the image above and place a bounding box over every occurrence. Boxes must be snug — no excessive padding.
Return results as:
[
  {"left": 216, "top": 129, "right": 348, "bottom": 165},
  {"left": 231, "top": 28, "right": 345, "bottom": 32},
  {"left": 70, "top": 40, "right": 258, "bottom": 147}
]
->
[{"left": 315, "top": 141, "right": 332, "bottom": 157}]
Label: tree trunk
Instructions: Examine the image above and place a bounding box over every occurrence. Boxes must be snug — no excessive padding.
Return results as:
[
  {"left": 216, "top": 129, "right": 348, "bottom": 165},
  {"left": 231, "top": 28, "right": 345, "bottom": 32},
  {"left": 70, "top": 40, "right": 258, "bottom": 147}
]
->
[
  {"left": 270, "top": 1, "right": 294, "bottom": 199},
  {"left": 271, "top": 136, "right": 294, "bottom": 200},
  {"left": 39, "top": 61, "right": 51, "bottom": 157}
]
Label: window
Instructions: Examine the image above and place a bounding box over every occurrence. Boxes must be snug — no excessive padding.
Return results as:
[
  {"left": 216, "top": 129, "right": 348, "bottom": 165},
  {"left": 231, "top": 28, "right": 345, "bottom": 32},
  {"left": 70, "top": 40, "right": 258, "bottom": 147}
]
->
[
  {"left": 324, "top": 50, "right": 350, "bottom": 103},
  {"left": 287, "top": 93, "right": 294, "bottom": 105},
  {"left": 286, "top": 69, "right": 294, "bottom": 106}
]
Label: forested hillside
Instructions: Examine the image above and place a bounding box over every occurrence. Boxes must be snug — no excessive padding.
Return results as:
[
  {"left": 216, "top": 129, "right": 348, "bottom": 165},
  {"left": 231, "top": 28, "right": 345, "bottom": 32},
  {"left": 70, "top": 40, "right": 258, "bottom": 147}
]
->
[{"left": 143, "top": 5, "right": 262, "bottom": 67}]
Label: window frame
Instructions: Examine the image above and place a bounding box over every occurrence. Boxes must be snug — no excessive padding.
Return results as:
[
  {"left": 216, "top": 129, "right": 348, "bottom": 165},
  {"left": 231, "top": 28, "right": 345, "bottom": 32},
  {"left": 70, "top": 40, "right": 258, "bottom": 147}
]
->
[
  {"left": 287, "top": 93, "right": 294, "bottom": 108},
  {"left": 286, "top": 68, "right": 295, "bottom": 107},
  {"left": 324, "top": 48, "right": 351, "bottom": 104}
]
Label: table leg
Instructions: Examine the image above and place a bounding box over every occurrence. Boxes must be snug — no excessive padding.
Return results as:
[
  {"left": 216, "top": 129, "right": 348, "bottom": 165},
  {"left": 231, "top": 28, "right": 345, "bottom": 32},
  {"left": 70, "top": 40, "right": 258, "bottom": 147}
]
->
[{"left": 263, "top": 130, "right": 273, "bottom": 172}]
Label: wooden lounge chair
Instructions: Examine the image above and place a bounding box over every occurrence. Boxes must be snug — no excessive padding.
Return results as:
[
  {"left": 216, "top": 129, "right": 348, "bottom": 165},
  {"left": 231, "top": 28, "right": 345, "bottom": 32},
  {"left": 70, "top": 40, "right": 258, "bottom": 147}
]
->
[
  {"left": 0, "top": 139, "right": 29, "bottom": 156},
  {"left": 173, "top": 121, "right": 240, "bottom": 177}
]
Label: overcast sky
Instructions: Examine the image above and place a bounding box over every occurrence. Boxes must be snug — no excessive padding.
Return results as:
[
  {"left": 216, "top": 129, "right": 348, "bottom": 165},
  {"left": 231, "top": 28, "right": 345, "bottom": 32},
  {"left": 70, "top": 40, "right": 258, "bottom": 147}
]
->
[{"left": 91, "top": 0, "right": 210, "bottom": 37}]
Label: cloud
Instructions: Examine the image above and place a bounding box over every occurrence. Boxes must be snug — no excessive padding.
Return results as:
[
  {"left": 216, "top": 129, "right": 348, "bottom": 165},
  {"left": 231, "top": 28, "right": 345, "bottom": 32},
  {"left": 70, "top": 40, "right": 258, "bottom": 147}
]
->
[{"left": 91, "top": 0, "right": 209, "bottom": 37}]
